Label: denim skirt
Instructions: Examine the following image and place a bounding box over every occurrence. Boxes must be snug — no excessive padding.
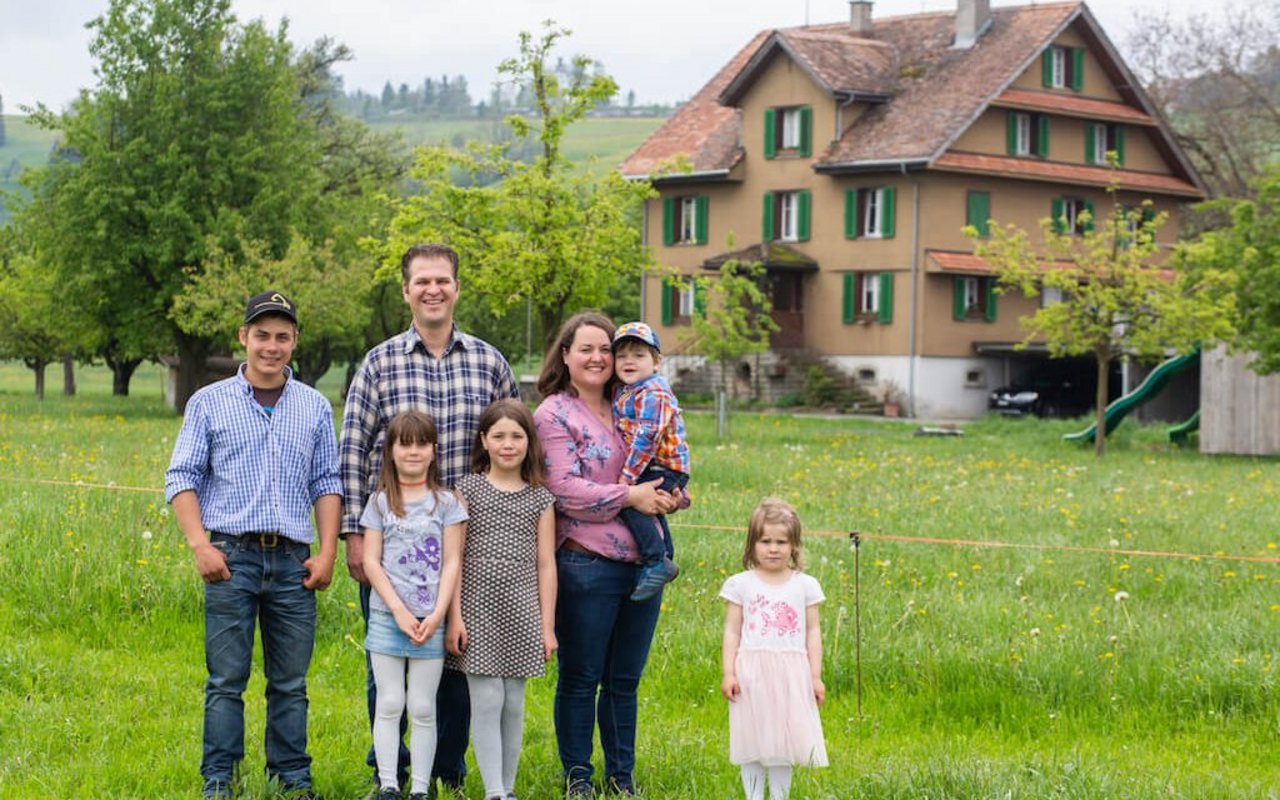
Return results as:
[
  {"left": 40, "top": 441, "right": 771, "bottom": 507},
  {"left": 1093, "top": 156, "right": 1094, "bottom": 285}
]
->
[{"left": 365, "top": 608, "right": 445, "bottom": 659}]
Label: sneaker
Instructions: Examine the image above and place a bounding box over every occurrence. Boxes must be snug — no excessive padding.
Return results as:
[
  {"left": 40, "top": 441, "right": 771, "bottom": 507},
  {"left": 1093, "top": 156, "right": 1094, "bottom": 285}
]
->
[
  {"left": 202, "top": 779, "right": 234, "bottom": 800},
  {"left": 374, "top": 789, "right": 401, "bottom": 800},
  {"left": 606, "top": 775, "right": 636, "bottom": 796},
  {"left": 566, "top": 779, "right": 596, "bottom": 799},
  {"left": 630, "top": 558, "right": 679, "bottom": 602}
]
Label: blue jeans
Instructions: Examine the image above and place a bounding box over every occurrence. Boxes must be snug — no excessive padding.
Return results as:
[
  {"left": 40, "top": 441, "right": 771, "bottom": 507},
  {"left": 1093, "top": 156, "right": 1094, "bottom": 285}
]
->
[
  {"left": 202, "top": 533, "right": 316, "bottom": 791},
  {"left": 360, "top": 582, "right": 469, "bottom": 787},
  {"left": 554, "top": 549, "right": 662, "bottom": 788},
  {"left": 617, "top": 466, "right": 686, "bottom": 565}
]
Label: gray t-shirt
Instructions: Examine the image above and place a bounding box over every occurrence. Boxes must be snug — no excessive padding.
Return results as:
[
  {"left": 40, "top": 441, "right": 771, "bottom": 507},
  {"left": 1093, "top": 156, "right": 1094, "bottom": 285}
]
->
[{"left": 360, "top": 490, "right": 468, "bottom": 618}]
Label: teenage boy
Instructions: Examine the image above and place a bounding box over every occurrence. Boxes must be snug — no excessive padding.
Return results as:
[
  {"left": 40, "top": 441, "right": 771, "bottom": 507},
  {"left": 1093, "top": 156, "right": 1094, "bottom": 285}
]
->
[
  {"left": 166, "top": 291, "right": 342, "bottom": 800},
  {"left": 611, "top": 321, "right": 691, "bottom": 602},
  {"left": 341, "top": 243, "right": 520, "bottom": 797}
]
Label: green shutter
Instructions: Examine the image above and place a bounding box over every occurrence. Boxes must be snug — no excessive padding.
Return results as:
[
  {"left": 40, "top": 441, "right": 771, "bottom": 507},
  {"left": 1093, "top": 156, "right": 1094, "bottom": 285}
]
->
[
  {"left": 693, "top": 282, "right": 707, "bottom": 316},
  {"left": 1006, "top": 111, "right": 1018, "bottom": 155},
  {"left": 1036, "top": 115, "right": 1050, "bottom": 158},
  {"left": 953, "top": 278, "right": 967, "bottom": 321},
  {"left": 842, "top": 273, "right": 856, "bottom": 324},
  {"left": 764, "top": 108, "right": 777, "bottom": 159},
  {"left": 968, "top": 191, "right": 990, "bottom": 238},
  {"left": 984, "top": 279, "right": 998, "bottom": 322},
  {"left": 1085, "top": 123, "right": 1097, "bottom": 164},
  {"left": 1084, "top": 200, "right": 1095, "bottom": 232},
  {"left": 662, "top": 197, "right": 675, "bottom": 245},
  {"left": 1042, "top": 50, "right": 1053, "bottom": 87},
  {"left": 694, "top": 196, "right": 709, "bottom": 244},
  {"left": 1051, "top": 197, "right": 1065, "bottom": 235},
  {"left": 878, "top": 272, "right": 894, "bottom": 324},
  {"left": 660, "top": 280, "right": 673, "bottom": 325},
  {"left": 763, "top": 192, "right": 775, "bottom": 241},
  {"left": 798, "top": 106, "right": 813, "bottom": 157},
  {"left": 1071, "top": 48, "right": 1085, "bottom": 91},
  {"left": 1114, "top": 126, "right": 1125, "bottom": 165},
  {"left": 881, "top": 187, "right": 896, "bottom": 238},
  {"left": 844, "top": 189, "right": 857, "bottom": 239},
  {"left": 797, "top": 190, "right": 811, "bottom": 241}
]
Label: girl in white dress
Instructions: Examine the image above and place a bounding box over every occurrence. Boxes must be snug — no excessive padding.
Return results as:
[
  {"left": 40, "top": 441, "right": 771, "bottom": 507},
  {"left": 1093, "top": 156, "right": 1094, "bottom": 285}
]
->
[{"left": 720, "top": 498, "right": 827, "bottom": 800}]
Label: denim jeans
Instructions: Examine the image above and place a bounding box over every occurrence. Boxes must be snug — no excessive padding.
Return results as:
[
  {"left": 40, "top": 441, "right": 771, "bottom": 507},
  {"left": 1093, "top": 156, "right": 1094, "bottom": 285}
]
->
[
  {"left": 202, "top": 533, "right": 315, "bottom": 791},
  {"left": 617, "top": 466, "right": 687, "bottom": 564},
  {"left": 554, "top": 549, "right": 662, "bottom": 788},
  {"left": 360, "top": 582, "right": 469, "bottom": 787}
]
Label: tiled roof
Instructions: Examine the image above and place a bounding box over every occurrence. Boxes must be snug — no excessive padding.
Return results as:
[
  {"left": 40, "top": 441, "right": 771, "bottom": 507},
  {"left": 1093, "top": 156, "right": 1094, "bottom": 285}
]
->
[
  {"left": 932, "top": 152, "right": 1204, "bottom": 197},
  {"left": 992, "top": 88, "right": 1154, "bottom": 124},
  {"left": 928, "top": 250, "right": 1073, "bottom": 274},
  {"left": 720, "top": 29, "right": 898, "bottom": 104}
]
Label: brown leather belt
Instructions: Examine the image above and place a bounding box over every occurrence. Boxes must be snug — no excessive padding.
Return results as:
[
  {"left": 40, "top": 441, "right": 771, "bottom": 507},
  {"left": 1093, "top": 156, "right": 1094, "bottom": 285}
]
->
[{"left": 560, "top": 538, "right": 594, "bottom": 555}]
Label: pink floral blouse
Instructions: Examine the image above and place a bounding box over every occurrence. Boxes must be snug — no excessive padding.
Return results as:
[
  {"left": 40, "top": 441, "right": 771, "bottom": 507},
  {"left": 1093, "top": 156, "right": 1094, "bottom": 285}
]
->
[{"left": 534, "top": 392, "right": 637, "bottom": 561}]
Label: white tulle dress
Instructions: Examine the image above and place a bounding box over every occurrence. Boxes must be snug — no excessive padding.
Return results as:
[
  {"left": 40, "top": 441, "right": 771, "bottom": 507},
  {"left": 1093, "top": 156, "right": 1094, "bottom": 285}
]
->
[{"left": 720, "top": 569, "right": 828, "bottom": 767}]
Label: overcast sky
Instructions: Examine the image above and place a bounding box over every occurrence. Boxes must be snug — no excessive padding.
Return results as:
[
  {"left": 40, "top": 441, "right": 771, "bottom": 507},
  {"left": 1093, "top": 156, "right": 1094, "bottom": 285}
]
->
[{"left": 0, "top": 0, "right": 1235, "bottom": 113}]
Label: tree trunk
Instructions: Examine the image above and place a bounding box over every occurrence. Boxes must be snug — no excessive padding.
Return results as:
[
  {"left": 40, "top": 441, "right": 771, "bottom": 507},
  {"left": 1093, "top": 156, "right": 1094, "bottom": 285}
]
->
[
  {"left": 26, "top": 358, "right": 48, "bottom": 400},
  {"left": 108, "top": 357, "right": 142, "bottom": 396},
  {"left": 292, "top": 341, "right": 332, "bottom": 387},
  {"left": 62, "top": 355, "right": 76, "bottom": 396},
  {"left": 173, "top": 329, "right": 212, "bottom": 415},
  {"left": 1094, "top": 353, "right": 1110, "bottom": 458}
]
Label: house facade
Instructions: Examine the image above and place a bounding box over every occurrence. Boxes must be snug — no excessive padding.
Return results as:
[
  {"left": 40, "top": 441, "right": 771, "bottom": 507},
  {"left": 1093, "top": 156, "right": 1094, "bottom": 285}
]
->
[{"left": 618, "top": 0, "right": 1205, "bottom": 418}]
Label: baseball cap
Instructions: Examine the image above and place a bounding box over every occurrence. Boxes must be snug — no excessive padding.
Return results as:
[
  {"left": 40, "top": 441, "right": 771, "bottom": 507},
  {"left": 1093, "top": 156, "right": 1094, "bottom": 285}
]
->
[
  {"left": 244, "top": 291, "right": 297, "bottom": 325},
  {"left": 612, "top": 321, "right": 661, "bottom": 353}
]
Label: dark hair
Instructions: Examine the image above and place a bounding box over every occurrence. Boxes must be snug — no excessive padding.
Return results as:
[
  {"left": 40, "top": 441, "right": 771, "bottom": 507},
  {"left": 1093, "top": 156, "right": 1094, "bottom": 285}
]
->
[
  {"left": 612, "top": 338, "right": 660, "bottom": 361},
  {"left": 535, "top": 311, "right": 615, "bottom": 398},
  {"left": 400, "top": 243, "right": 460, "bottom": 282},
  {"left": 377, "top": 410, "right": 443, "bottom": 516},
  {"left": 470, "top": 399, "right": 545, "bottom": 487},
  {"left": 743, "top": 497, "right": 804, "bottom": 570}
]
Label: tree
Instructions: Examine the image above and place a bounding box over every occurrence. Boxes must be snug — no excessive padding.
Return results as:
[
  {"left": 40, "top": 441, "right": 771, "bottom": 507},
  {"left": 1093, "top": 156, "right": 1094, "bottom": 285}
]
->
[
  {"left": 973, "top": 190, "right": 1235, "bottom": 456},
  {"left": 376, "top": 23, "right": 653, "bottom": 350},
  {"left": 0, "top": 228, "right": 88, "bottom": 399},
  {"left": 1178, "top": 168, "right": 1280, "bottom": 374},
  {"left": 681, "top": 255, "right": 778, "bottom": 402}
]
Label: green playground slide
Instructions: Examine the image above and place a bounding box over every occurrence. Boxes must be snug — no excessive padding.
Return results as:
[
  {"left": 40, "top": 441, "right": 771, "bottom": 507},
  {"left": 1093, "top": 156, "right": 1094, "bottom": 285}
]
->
[
  {"left": 1063, "top": 348, "right": 1201, "bottom": 443},
  {"left": 1168, "top": 409, "right": 1200, "bottom": 445}
]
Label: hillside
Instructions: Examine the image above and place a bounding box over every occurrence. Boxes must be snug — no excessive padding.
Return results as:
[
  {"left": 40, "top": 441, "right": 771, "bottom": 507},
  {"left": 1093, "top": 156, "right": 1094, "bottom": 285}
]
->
[{"left": 0, "top": 116, "right": 60, "bottom": 223}]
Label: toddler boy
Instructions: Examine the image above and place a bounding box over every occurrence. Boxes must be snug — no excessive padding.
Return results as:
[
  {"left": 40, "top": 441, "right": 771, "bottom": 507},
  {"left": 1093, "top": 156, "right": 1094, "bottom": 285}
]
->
[{"left": 612, "top": 321, "right": 691, "bottom": 602}]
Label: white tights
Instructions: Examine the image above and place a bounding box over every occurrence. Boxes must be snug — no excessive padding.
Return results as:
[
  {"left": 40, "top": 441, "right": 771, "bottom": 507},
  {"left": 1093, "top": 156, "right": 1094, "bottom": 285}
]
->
[
  {"left": 466, "top": 674, "right": 528, "bottom": 799},
  {"left": 371, "top": 654, "right": 444, "bottom": 794},
  {"left": 740, "top": 762, "right": 793, "bottom": 800}
]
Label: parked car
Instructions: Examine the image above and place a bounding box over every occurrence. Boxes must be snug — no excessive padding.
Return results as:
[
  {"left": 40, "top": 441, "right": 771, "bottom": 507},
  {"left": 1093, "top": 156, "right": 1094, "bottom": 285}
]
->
[{"left": 989, "top": 373, "right": 1093, "bottom": 418}]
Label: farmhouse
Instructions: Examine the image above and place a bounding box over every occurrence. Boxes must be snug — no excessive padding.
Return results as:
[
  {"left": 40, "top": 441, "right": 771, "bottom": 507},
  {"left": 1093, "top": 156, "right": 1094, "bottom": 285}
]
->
[{"left": 619, "top": 0, "right": 1206, "bottom": 419}]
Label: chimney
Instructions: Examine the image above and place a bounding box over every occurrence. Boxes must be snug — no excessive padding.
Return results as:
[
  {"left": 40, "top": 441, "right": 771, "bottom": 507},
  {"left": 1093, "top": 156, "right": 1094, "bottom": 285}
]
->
[
  {"left": 849, "top": 1, "right": 873, "bottom": 36},
  {"left": 954, "top": 0, "right": 992, "bottom": 49}
]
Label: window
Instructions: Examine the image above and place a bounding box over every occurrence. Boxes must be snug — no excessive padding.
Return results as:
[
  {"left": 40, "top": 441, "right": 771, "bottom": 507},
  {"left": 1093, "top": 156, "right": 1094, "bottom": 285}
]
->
[
  {"left": 1052, "top": 196, "right": 1094, "bottom": 235},
  {"left": 1086, "top": 122, "right": 1125, "bottom": 166},
  {"left": 844, "top": 187, "right": 896, "bottom": 239},
  {"left": 764, "top": 106, "right": 812, "bottom": 159},
  {"left": 952, "top": 276, "right": 998, "bottom": 321},
  {"left": 966, "top": 191, "right": 991, "bottom": 238},
  {"left": 661, "top": 195, "right": 708, "bottom": 245},
  {"left": 1042, "top": 46, "right": 1084, "bottom": 90},
  {"left": 842, "top": 272, "right": 894, "bottom": 324},
  {"left": 1041, "top": 286, "right": 1065, "bottom": 308},
  {"left": 763, "top": 190, "right": 811, "bottom": 242},
  {"left": 660, "top": 278, "right": 703, "bottom": 325},
  {"left": 1006, "top": 111, "right": 1050, "bottom": 158},
  {"left": 1115, "top": 204, "right": 1154, "bottom": 249}
]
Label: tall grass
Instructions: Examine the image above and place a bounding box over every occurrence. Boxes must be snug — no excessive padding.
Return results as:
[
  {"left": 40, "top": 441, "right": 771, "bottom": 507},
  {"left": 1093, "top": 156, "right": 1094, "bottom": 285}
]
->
[{"left": 0, "top": 381, "right": 1276, "bottom": 798}]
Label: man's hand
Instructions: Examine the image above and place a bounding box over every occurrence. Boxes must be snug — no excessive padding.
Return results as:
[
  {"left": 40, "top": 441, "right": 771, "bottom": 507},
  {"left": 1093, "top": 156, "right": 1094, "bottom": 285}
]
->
[
  {"left": 193, "top": 542, "right": 231, "bottom": 583},
  {"left": 302, "top": 550, "right": 336, "bottom": 591},
  {"left": 345, "top": 534, "right": 369, "bottom": 584}
]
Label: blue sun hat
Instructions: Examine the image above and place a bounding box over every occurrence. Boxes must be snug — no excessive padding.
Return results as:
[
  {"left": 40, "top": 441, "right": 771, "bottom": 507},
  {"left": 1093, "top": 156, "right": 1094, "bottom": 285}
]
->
[{"left": 612, "top": 321, "right": 661, "bottom": 353}]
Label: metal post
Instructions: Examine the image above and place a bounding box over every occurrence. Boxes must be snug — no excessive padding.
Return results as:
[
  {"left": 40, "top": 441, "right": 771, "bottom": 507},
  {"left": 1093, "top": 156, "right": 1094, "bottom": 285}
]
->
[
  {"left": 850, "top": 530, "right": 863, "bottom": 718},
  {"left": 717, "top": 389, "right": 728, "bottom": 439}
]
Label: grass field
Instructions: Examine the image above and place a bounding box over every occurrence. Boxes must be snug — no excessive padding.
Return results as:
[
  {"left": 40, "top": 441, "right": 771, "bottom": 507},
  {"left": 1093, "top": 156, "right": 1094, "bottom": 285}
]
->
[{"left": 0, "top": 365, "right": 1276, "bottom": 799}]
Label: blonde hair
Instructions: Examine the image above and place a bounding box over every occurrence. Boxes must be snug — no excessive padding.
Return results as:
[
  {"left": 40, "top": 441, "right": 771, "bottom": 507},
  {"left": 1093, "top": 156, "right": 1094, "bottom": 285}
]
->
[{"left": 742, "top": 497, "right": 804, "bottom": 570}]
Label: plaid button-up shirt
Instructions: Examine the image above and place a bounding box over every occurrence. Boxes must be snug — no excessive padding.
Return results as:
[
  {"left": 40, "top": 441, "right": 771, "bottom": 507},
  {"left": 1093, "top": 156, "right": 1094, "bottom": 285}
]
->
[
  {"left": 164, "top": 366, "right": 342, "bottom": 543},
  {"left": 340, "top": 324, "right": 519, "bottom": 535},
  {"left": 613, "top": 373, "right": 691, "bottom": 484}
]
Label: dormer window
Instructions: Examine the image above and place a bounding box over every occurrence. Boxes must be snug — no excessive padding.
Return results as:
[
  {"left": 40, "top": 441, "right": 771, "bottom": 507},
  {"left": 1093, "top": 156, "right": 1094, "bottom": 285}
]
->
[
  {"left": 764, "top": 106, "right": 812, "bottom": 159},
  {"left": 1042, "top": 46, "right": 1084, "bottom": 91},
  {"left": 1006, "top": 111, "right": 1050, "bottom": 158}
]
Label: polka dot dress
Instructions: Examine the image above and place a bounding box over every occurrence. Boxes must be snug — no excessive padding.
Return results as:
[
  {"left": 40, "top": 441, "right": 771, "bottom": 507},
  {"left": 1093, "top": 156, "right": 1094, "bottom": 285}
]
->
[{"left": 446, "top": 473, "right": 556, "bottom": 678}]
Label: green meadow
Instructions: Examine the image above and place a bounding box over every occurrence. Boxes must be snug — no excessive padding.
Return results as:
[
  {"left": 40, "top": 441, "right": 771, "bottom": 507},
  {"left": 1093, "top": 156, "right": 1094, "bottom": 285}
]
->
[{"left": 0, "top": 366, "right": 1276, "bottom": 799}]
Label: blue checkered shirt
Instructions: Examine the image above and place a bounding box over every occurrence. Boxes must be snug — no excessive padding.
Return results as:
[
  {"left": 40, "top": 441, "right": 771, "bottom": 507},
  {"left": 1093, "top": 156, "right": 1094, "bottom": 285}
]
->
[
  {"left": 340, "top": 325, "right": 520, "bottom": 535},
  {"left": 164, "top": 366, "right": 342, "bottom": 543}
]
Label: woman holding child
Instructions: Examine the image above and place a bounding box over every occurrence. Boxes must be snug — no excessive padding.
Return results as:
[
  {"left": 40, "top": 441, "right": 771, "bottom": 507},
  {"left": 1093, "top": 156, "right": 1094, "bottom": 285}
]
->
[{"left": 533, "top": 312, "right": 682, "bottom": 798}]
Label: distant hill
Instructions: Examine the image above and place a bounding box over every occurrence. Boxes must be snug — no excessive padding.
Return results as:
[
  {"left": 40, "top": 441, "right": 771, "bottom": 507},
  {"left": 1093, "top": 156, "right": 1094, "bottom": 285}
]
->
[{"left": 0, "top": 116, "right": 60, "bottom": 223}]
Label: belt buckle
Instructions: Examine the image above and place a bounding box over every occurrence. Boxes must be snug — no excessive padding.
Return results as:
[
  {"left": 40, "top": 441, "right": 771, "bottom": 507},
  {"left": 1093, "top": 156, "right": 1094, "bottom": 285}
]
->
[{"left": 258, "top": 532, "right": 279, "bottom": 549}]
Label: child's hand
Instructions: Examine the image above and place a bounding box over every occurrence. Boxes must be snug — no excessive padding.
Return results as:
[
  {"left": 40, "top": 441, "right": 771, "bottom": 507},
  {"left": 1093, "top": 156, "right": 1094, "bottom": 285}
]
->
[
  {"left": 721, "top": 676, "right": 740, "bottom": 702},
  {"left": 543, "top": 630, "right": 559, "bottom": 661},
  {"left": 417, "top": 614, "right": 442, "bottom": 644},
  {"left": 446, "top": 621, "right": 468, "bottom": 656},
  {"left": 813, "top": 677, "right": 826, "bottom": 707},
  {"left": 393, "top": 608, "right": 420, "bottom": 641}
]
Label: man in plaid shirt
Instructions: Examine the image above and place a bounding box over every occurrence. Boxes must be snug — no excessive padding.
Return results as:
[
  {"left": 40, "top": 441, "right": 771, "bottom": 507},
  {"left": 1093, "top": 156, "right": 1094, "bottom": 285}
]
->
[{"left": 341, "top": 243, "right": 519, "bottom": 797}]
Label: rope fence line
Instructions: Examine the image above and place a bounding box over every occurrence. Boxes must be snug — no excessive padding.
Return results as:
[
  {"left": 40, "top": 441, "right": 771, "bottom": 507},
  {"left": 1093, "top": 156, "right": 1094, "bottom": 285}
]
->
[{"left": 4, "top": 476, "right": 1278, "bottom": 565}]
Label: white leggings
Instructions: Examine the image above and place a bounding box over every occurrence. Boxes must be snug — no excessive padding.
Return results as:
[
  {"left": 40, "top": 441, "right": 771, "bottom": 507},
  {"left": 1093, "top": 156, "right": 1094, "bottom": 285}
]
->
[
  {"left": 371, "top": 654, "right": 444, "bottom": 794},
  {"left": 740, "top": 762, "right": 793, "bottom": 800},
  {"left": 466, "top": 674, "right": 528, "bottom": 799}
]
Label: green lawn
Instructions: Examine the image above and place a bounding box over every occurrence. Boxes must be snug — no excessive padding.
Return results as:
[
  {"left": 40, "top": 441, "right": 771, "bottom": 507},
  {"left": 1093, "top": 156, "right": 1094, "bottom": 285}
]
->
[{"left": 0, "top": 366, "right": 1276, "bottom": 799}]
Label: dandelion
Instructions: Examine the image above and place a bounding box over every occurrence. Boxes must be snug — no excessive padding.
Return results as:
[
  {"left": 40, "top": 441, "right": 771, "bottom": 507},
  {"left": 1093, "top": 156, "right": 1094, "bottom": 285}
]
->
[
  {"left": 141, "top": 530, "right": 153, "bottom": 541},
  {"left": 1114, "top": 590, "right": 1130, "bottom": 603},
  {"left": 160, "top": 508, "right": 170, "bottom": 518},
  {"left": 1029, "top": 627, "right": 1041, "bottom": 637},
  {"left": 136, "top": 559, "right": 148, "bottom": 566},
  {"left": 346, "top": 601, "right": 357, "bottom": 610},
  {"left": 1222, "top": 571, "right": 1236, "bottom": 579}
]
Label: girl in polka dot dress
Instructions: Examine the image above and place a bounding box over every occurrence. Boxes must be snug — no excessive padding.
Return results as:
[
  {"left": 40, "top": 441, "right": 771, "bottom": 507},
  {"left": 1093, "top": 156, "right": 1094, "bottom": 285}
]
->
[
  {"left": 446, "top": 399, "right": 557, "bottom": 800},
  {"left": 720, "top": 498, "right": 827, "bottom": 800}
]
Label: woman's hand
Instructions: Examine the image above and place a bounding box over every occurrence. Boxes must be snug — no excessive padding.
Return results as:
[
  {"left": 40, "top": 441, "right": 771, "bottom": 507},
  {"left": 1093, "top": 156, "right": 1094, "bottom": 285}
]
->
[{"left": 627, "top": 478, "right": 679, "bottom": 516}]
